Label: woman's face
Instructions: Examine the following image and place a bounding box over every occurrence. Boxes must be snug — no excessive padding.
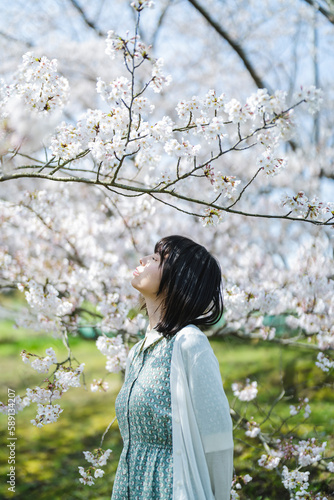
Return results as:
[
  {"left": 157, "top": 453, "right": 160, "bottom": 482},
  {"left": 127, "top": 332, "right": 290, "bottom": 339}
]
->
[{"left": 131, "top": 252, "right": 162, "bottom": 298}]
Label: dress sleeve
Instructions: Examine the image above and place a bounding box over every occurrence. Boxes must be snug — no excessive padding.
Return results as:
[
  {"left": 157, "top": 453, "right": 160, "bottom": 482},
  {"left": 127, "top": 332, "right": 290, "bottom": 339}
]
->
[
  {"left": 187, "top": 345, "right": 234, "bottom": 500},
  {"left": 205, "top": 450, "right": 234, "bottom": 500}
]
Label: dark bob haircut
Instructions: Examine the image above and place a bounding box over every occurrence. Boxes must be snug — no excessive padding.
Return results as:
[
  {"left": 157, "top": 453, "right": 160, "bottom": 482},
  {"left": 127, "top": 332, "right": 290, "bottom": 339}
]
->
[{"left": 153, "top": 235, "right": 223, "bottom": 338}]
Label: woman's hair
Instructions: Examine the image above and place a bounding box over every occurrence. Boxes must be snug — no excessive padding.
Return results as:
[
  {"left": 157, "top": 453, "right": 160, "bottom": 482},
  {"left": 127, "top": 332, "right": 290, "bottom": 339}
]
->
[{"left": 153, "top": 235, "right": 223, "bottom": 338}]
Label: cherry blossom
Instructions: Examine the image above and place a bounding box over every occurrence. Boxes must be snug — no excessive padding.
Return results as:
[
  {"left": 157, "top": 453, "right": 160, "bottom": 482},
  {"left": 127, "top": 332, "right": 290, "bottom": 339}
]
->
[
  {"left": 96, "top": 335, "right": 129, "bottom": 373},
  {"left": 289, "top": 398, "right": 311, "bottom": 419},
  {"left": 316, "top": 352, "right": 334, "bottom": 372},
  {"left": 232, "top": 379, "right": 258, "bottom": 402},
  {"left": 131, "top": 0, "right": 155, "bottom": 12},
  {"left": 258, "top": 453, "right": 281, "bottom": 470},
  {"left": 78, "top": 448, "right": 113, "bottom": 485},
  {"left": 90, "top": 379, "right": 109, "bottom": 392},
  {"left": 245, "top": 419, "right": 261, "bottom": 438},
  {"left": 256, "top": 148, "right": 287, "bottom": 176},
  {"left": 21, "top": 347, "right": 57, "bottom": 374},
  {"left": 31, "top": 404, "right": 63, "bottom": 428},
  {"left": 15, "top": 52, "right": 69, "bottom": 113},
  {"left": 230, "top": 473, "right": 253, "bottom": 499},
  {"left": 293, "top": 85, "right": 324, "bottom": 115}
]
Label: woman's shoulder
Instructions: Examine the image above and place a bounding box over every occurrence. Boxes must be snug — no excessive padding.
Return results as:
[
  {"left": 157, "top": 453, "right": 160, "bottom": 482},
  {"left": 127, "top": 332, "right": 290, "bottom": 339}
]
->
[{"left": 174, "top": 324, "right": 212, "bottom": 359}]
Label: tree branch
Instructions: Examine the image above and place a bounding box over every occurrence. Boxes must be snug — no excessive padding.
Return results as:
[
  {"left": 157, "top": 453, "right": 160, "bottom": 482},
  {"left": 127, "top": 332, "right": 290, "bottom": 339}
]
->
[
  {"left": 187, "top": 0, "right": 270, "bottom": 91},
  {"left": 1, "top": 169, "right": 332, "bottom": 226},
  {"left": 67, "top": 0, "right": 106, "bottom": 37},
  {"left": 302, "top": 0, "right": 334, "bottom": 24}
]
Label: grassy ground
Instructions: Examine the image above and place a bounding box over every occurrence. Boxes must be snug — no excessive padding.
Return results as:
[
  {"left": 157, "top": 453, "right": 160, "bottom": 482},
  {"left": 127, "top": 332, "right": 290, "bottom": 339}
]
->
[{"left": 0, "top": 300, "right": 333, "bottom": 499}]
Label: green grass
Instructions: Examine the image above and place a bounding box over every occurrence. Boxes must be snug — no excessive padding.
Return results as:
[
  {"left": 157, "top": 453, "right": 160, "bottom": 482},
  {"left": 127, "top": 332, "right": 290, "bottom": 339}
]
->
[{"left": 0, "top": 304, "right": 333, "bottom": 499}]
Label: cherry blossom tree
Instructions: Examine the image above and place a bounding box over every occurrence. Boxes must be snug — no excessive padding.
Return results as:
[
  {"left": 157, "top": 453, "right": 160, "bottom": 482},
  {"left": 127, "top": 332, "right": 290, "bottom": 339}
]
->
[{"left": 0, "top": 1, "right": 333, "bottom": 497}]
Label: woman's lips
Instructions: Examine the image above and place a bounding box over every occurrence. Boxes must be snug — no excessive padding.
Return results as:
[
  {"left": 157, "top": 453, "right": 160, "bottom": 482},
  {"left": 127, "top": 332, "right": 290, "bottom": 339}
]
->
[{"left": 133, "top": 265, "right": 144, "bottom": 277}]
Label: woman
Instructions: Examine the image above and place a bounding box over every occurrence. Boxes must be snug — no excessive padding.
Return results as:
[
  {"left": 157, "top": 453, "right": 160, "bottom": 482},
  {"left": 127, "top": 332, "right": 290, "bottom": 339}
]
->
[{"left": 111, "top": 235, "right": 233, "bottom": 500}]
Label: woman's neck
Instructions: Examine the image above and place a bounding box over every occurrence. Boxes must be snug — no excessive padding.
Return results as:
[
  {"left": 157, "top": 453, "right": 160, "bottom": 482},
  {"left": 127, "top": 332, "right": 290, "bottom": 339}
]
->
[{"left": 145, "top": 296, "right": 163, "bottom": 330}]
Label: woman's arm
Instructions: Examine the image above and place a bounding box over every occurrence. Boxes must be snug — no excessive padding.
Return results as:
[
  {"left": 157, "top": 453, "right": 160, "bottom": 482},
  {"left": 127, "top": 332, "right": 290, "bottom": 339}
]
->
[{"left": 187, "top": 343, "right": 234, "bottom": 500}]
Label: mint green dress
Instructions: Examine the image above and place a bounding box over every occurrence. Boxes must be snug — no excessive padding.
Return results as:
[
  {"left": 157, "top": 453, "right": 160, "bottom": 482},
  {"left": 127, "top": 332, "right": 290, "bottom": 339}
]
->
[{"left": 111, "top": 335, "right": 176, "bottom": 499}]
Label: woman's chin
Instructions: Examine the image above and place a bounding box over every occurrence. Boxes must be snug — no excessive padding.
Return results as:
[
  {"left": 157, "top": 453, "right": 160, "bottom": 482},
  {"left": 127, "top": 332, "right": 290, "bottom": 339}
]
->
[{"left": 131, "top": 277, "right": 140, "bottom": 290}]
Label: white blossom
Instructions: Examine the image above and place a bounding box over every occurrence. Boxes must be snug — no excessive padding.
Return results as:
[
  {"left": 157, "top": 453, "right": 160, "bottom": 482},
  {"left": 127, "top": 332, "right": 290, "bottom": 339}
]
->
[
  {"left": 150, "top": 116, "right": 174, "bottom": 141},
  {"left": 150, "top": 58, "right": 172, "bottom": 93},
  {"left": 213, "top": 174, "right": 241, "bottom": 199},
  {"left": 131, "top": 0, "right": 155, "bottom": 11},
  {"left": 256, "top": 148, "right": 287, "bottom": 176},
  {"left": 54, "top": 364, "right": 85, "bottom": 390},
  {"left": 15, "top": 52, "right": 69, "bottom": 113},
  {"left": 105, "top": 30, "right": 125, "bottom": 59},
  {"left": 96, "top": 335, "right": 128, "bottom": 373},
  {"left": 258, "top": 453, "right": 281, "bottom": 470},
  {"left": 83, "top": 448, "right": 112, "bottom": 467},
  {"left": 327, "top": 462, "right": 334, "bottom": 473},
  {"left": 316, "top": 352, "right": 334, "bottom": 372},
  {"left": 94, "top": 469, "right": 105, "bottom": 478},
  {"left": 21, "top": 347, "right": 57, "bottom": 374},
  {"left": 281, "top": 466, "right": 310, "bottom": 494},
  {"left": 232, "top": 379, "right": 258, "bottom": 402},
  {"left": 164, "top": 138, "right": 200, "bottom": 157},
  {"left": 293, "top": 85, "right": 323, "bottom": 114},
  {"left": 245, "top": 420, "right": 261, "bottom": 438},
  {"left": 295, "top": 438, "right": 326, "bottom": 467},
  {"left": 90, "top": 379, "right": 109, "bottom": 392},
  {"left": 225, "top": 98, "right": 252, "bottom": 123},
  {"left": 0, "top": 395, "right": 31, "bottom": 415},
  {"left": 31, "top": 404, "right": 63, "bottom": 427}
]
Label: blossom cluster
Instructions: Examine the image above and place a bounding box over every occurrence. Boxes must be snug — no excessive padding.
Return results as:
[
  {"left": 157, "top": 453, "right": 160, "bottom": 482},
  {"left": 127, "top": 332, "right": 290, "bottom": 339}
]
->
[
  {"left": 230, "top": 473, "right": 253, "bottom": 499},
  {"left": 130, "top": 0, "right": 155, "bottom": 11},
  {"left": 282, "top": 466, "right": 310, "bottom": 497},
  {"left": 213, "top": 174, "right": 241, "bottom": 199},
  {"left": 21, "top": 347, "right": 57, "bottom": 374},
  {"left": 293, "top": 85, "right": 324, "bottom": 115},
  {"left": 258, "top": 453, "right": 281, "bottom": 470},
  {"left": 90, "top": 379, "right": 109, "bottom": 392},
  {"left": 315, "top": 352, "right": 334, "bottom": 372},
  {"left": 232, "top": 379, "right": 258, "bottom": 402},
  {"left": 31, "top": 404, "right": 63, "bottom": 428},
  {"left": 256, "top": 436, "right": 328, "bottom": 496},
  {"left": 19, "top": 280, "right": 73, "bottom": 321},
  {"left": 78, "top": 448, "right": 112, "bottom": 486},
  {"left": 0, "top": 53, "right": 69, "bottom": 152},
  {"left": 28, "top": 362, "right": 84, "bottom": 427},
  {"left": 289, "top": 397, "right": 311, "bottom": 419},
  {"left": 245, "top": 418, "right": 261, "bottom": 438},
  {"left": 0, "top": 345, "right": 85, "bottom": 427},
  {"left": 256, "top": 148, "right": 287, "bottom": 176},
  {"left": 0, "top": 395, "right": 31, "bottom": 415},
  {"left": 14, "top": 52, "right": 69, "bottom": 113},
  {"left": 281, "top": 465, "right": 328, "bottom": 499},
  {"left": 202, "top": 207, "right": 224, "bottom": 226},
  {"left": 54, "top": 364, "right": 85, "bottom": 390},
  {"left": 282, "top": 191, "right": 333, "bottom": 221},
  {"left": 295, "top": 438, "right": 327, "bottom": 468},
  {"left": 96, "top": 334, "right": 129, "bottom": 373}
]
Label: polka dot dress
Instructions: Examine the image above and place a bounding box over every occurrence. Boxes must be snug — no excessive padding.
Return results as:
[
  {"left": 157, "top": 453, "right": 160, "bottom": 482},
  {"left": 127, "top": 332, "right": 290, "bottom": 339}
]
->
[{"left": 111, "top": 336, "right": 176, "bottom": 500}]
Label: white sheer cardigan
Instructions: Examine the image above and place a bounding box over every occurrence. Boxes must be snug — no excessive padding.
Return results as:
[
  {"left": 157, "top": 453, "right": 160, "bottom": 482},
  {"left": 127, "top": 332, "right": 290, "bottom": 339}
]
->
[{"left": 125, "top": 324, "right": 234, "bottom": 500}]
